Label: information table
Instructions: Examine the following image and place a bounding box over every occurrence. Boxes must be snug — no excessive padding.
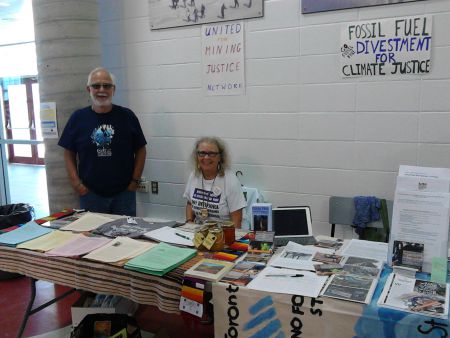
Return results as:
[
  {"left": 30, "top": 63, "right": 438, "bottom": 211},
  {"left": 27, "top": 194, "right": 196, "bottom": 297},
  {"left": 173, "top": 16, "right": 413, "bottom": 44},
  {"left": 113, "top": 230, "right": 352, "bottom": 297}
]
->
[
  {"left": 0, "top": 245, "right": 201, "bottom": 314},
  {"left": 213, "top": 266, "right": 450, "bottom": 338}
]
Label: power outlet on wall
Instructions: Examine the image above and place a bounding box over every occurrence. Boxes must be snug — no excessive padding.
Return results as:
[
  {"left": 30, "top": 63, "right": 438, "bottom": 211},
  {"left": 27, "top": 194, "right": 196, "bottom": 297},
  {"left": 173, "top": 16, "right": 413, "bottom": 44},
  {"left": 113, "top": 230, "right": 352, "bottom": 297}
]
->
[
  {"left": 151, "top": 181, "right": 158, "bottom": 194},
  {"left": 137, "top": 180, "right": 149, "bottom": 193}
]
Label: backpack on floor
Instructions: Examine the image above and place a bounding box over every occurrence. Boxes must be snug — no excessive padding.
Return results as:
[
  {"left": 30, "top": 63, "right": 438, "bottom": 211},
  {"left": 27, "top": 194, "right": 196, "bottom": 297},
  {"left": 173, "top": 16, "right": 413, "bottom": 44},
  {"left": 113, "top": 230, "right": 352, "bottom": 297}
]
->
[{"left": 71, "top": 313, "right": 142, "bottom": 338}]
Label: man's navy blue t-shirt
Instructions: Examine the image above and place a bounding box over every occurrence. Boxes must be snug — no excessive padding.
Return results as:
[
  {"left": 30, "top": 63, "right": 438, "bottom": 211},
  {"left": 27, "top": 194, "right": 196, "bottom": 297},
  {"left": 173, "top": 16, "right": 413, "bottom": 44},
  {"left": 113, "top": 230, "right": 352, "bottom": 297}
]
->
[{"left": 58, "top": 105, "right": 147, "bottom": 197}]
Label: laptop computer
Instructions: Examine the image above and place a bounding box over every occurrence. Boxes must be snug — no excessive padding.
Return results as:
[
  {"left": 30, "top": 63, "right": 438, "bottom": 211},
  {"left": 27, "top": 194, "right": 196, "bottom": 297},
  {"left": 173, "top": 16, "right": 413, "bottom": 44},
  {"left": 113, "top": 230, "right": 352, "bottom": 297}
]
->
[{"left": 272, "top": 206, "right": 317, "bottom": 246}]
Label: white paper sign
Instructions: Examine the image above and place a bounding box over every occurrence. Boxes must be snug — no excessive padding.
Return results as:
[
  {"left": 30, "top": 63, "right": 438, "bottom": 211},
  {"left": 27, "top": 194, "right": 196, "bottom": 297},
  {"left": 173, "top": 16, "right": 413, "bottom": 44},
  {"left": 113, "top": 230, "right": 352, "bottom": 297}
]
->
[
  {"left": 340, "top": 15, "right": 432, "bottom": 77},
  {"left": 40, "top": 102, "right": 58, "bottom": 138},
  {"left": 202, "top": 21, "right": 245, "bottom": 96}
]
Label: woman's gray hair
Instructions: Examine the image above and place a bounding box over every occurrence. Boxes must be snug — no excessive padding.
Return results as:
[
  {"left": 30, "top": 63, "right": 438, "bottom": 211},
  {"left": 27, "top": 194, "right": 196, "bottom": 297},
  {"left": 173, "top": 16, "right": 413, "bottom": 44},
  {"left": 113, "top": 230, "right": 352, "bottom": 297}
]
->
[
  {"left": 87, "top": 67, "right": 116, "bottom": 86},
  {"left": 191, "top": 136, "right": 230, "bottom": 176}
]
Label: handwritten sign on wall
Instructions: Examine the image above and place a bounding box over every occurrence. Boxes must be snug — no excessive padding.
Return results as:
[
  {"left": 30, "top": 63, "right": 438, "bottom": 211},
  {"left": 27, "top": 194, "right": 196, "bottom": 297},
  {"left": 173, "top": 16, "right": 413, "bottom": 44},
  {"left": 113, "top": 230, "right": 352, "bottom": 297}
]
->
[
  {"left": 340, "top": 15, "right": 432, "bottom": 78},
  {"left": 202, "top": 21, "right": 245, "bottom": 96}
]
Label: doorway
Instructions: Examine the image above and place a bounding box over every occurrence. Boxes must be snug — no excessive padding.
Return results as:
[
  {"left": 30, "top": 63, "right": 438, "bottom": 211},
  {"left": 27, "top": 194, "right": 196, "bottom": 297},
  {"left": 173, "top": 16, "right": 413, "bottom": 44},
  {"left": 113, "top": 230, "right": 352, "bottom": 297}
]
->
[{"left": 2, "top": 76, "right": 44, "bottom": 165}]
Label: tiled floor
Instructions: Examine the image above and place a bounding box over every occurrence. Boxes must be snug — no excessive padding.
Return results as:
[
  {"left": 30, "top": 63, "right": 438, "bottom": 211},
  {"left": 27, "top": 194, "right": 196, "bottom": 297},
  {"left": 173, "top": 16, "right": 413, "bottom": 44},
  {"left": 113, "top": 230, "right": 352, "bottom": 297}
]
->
[
  {"left": 7, "top": 163, "right": 49, "bottom": 219},
  {"left": 0, "top": 276, "right": 80, "bottom": 338},
  {"left": 0, "top": 275, "right": 214, "bottom": 338}
]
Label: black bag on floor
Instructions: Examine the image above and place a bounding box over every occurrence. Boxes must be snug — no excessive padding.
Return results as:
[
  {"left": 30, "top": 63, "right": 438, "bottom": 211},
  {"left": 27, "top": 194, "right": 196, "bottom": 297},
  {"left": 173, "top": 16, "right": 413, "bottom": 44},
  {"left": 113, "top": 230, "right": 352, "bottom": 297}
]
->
[
  {"left": 0, "top": 203, "right": 33, "bottom": 230},
  {"left": 0, "top": 203, "right": 33, "bottom": 280},
  {"left": 71, "top": 313, "right": 142, "bottom": 338}
]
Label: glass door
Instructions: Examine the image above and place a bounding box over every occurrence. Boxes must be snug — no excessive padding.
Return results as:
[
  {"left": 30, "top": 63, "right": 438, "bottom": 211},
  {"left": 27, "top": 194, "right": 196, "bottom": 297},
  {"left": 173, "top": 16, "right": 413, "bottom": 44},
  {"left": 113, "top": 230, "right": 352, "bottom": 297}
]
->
[{"left": 3, "top": 77, "right": 44, "bottom": 164}]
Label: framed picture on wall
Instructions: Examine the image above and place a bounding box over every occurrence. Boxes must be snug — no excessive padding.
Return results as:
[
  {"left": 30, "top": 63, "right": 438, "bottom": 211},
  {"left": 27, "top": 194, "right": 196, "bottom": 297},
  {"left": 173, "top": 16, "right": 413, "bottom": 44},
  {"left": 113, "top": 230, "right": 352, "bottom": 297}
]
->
[
  {"left": 149, "top": 0, "right": 263, "bottom": 29},
  {"left": 302, "top": 0, "right": 426, "bottom": 14}
]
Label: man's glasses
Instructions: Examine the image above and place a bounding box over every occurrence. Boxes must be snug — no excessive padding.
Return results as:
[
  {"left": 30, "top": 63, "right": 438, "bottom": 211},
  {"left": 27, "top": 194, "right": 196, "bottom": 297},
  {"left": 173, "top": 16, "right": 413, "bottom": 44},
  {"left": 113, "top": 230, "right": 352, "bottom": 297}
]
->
[
  {"left": 90, "top": 83, "right": 114, "bottom": 90},
  {"left": 197, "top": 151, "right": 220, "bottom": 158}
]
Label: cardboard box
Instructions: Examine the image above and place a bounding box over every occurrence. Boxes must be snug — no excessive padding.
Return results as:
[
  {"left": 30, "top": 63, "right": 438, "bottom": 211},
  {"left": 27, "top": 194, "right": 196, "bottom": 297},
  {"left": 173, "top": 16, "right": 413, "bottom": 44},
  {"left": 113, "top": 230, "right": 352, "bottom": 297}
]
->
[{"left": 71, "top": 292, "right": 138, "bottom": 328}]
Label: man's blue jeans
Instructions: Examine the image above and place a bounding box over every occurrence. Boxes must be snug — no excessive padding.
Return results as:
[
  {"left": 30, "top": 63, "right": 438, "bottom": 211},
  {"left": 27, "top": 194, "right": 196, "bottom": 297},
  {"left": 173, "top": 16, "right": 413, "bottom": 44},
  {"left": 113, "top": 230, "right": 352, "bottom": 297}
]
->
[{"left": 80, "top": 190, "right": 136, "bottom": 216}]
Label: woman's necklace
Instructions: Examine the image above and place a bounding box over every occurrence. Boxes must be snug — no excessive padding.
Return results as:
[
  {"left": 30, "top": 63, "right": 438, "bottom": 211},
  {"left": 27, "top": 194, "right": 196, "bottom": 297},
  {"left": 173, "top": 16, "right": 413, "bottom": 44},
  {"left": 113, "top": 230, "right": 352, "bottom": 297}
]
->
[{"left": 200, "top": 173, "right": 217, "bottom": 219}]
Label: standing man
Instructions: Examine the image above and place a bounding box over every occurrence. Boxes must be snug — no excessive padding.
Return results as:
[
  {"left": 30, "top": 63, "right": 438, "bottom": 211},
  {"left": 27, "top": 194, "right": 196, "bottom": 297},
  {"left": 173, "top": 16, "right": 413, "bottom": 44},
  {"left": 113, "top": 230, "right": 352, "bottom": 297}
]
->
[{"left": 58, "top": 67, "right": 147, "bottom": 216}]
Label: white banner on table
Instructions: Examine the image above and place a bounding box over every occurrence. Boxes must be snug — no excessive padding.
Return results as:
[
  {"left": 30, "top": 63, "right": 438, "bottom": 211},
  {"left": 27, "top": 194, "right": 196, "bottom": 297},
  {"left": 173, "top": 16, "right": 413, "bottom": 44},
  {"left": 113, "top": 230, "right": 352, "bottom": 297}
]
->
[
  {"left": 202, "top": 21, "right": 245, "bottom": 96},
  {"left": 340, "top": 15, "right": 432, "bottom": 78}
]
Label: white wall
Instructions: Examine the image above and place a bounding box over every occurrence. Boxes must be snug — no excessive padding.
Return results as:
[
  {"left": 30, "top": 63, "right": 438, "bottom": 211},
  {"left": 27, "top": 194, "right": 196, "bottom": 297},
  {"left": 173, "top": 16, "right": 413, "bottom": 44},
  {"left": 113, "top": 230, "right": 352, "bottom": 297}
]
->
[{"left": 98, "top": 0, "right": 450, "bottom": 238}]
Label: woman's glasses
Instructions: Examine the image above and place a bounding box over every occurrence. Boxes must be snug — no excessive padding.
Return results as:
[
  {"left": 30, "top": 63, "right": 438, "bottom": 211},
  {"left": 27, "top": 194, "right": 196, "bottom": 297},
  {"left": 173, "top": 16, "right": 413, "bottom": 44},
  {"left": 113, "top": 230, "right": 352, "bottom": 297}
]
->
[
  {"left": 90, "top": 83, "right": 114, "bottom": 90},
  {"left": 197, "top": 151, "right": 220, "bottom": 158}
]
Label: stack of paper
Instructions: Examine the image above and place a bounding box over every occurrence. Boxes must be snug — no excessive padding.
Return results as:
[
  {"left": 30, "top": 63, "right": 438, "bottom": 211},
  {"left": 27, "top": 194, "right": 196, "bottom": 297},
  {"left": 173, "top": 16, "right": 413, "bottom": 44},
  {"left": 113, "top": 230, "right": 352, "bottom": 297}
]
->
[
  {"left": 46, "top": 234, "right": 112, "bottom": 257},
  {"left": 60, "top": 212, "right": 114, "bottom": 232},
  {"left": 125, "top": 242, "right": 197, "bottom": 276},
  {"left": 17, "top": 230, "right": 78, "bottom": 252},
  {"left": 0, "top": 221, "right": 53, "bottom": 247},
  {"left": 83, "top": 236, "right": 156, "bottom": 265},
  {"left": 246, "top": 266, "right": 328, "bottom": 298},
  {"left": 144, "top": 226, "right": 194, "bottom": 247}
]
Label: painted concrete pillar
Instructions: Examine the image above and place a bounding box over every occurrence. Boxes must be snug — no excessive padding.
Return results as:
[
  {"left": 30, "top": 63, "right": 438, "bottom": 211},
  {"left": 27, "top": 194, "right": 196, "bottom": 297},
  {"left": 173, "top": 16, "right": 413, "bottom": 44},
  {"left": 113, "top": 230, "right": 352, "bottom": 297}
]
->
[{"left": 32, "top": 0, "right": 101, "bottom": 212}]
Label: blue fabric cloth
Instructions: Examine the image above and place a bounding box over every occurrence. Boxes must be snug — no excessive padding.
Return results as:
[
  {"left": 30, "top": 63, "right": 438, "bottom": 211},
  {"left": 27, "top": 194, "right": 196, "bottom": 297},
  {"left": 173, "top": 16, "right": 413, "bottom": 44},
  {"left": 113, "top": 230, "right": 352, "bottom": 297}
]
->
[{"left": 352, "top": 196, "right": 381, "bottom": 235}]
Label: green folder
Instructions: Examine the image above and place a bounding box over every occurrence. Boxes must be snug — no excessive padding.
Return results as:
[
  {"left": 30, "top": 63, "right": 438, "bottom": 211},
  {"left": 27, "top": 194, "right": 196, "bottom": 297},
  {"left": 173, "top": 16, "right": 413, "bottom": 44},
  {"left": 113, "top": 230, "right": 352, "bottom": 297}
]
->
[{"left": 125, "top": 242, "right": 196, "bottom": 276}]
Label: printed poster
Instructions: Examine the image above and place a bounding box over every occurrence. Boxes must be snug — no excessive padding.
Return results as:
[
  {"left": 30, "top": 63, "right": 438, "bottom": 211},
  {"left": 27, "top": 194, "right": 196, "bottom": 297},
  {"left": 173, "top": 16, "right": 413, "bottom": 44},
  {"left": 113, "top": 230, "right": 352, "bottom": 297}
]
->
[
  {"left": 202, "top": 21, "right": 245, "bottom": 96},
  {"left": 39, "top": 102, "right": 58, "bottom": 139},
  {"left": 340, "top": 15, "right": 432, "bottom": 78}
]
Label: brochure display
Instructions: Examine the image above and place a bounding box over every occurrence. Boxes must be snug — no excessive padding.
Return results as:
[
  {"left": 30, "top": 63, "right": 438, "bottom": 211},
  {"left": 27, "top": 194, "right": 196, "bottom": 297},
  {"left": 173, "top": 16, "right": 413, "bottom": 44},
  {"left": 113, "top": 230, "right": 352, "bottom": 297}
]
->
[{"left": 388, "top": 166, "right": 450, "bottom": 273}]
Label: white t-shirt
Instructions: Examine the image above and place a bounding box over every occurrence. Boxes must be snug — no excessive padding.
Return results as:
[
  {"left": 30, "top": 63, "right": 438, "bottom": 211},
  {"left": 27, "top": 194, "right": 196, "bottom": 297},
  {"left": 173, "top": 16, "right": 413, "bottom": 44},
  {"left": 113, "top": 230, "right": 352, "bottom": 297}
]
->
[{"left": 183, "top": 170, "right": 247, "bottom": 222}]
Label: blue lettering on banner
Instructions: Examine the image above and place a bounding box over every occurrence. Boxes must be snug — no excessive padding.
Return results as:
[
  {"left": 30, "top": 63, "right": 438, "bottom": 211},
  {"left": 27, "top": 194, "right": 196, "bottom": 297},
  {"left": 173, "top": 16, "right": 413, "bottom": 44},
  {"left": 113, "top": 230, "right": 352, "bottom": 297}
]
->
[{"left": 242, "top": 295, "right": 285, "bottom": 338}]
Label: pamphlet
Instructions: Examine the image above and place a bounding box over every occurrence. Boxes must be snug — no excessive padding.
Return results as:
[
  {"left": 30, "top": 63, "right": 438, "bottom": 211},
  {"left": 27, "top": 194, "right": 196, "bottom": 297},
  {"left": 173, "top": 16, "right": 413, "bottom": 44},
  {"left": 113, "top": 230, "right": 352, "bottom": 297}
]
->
[
  {"left": 248, "top": 231, "right": 275, "bottom": 253},
  {"left": 391, "top": 240, "right": 424, "bottom": 272},
  {"left": 378, "top": 273, "right": 449, "bottom": 319},
  {"left": 220, "top": 260, "right": 265, "bottom": 286},
  {"left": 321, "top": 256, "right": 382, "bottom": 304}
]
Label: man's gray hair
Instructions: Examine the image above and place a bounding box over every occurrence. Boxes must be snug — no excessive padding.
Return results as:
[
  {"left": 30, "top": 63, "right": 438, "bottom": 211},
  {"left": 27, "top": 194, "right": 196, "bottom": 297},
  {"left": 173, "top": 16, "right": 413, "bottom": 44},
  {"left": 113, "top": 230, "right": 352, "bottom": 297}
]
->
[{"left": 87, "top": 67, "right": 116, "bottom": 86}]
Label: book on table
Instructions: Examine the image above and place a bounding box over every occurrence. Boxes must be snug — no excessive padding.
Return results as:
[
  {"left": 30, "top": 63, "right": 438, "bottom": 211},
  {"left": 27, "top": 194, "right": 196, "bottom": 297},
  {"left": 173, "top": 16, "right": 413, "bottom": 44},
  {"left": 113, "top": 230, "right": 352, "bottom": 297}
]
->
[
  {"left": 184, "top": 258, "right": 235, "bottom": 282},
  {"left": 124, "top": 242, "right": 197, "bottom": 276},
  {"left": 378, "top": 272, "right": 449, "bottom": 319}
]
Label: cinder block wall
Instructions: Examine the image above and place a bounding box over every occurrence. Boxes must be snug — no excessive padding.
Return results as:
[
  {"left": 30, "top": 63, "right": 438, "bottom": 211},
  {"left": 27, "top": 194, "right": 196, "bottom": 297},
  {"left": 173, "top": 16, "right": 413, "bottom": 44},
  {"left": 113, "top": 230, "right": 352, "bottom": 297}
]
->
[{"left": 98, "top": 0, "right": 450, "bottom": 238}]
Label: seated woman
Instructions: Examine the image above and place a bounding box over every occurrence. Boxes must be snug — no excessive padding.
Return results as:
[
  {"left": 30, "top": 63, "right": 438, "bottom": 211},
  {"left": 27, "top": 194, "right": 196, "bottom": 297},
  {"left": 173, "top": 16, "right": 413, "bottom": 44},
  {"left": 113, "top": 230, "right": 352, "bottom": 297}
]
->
[{"left": 183, "top": 137, "right": 246, "bottom": 228}]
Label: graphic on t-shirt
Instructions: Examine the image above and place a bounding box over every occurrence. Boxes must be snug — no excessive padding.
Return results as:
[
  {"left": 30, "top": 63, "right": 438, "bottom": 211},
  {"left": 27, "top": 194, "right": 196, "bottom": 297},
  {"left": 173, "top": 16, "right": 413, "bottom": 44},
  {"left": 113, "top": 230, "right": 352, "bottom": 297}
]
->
[
  {"left": 192, "top": 188, "right": 221, "bottom": 218},
  {"left": 91, "top": 124, "right": 114, "bottom": 157}
]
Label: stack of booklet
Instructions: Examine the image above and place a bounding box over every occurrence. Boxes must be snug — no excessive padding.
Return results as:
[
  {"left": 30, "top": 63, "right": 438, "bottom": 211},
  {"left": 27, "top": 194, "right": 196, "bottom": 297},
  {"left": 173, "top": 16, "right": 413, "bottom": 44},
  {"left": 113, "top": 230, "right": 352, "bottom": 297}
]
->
[
  {"left": 0, "top": 221, "right": 53, "bottom": 247},
  {"left": 125, "top": 242, "right": 197, "bottom": 276},
  {"left": 378, "top": 273, "right": 449, "bottom": 319}
]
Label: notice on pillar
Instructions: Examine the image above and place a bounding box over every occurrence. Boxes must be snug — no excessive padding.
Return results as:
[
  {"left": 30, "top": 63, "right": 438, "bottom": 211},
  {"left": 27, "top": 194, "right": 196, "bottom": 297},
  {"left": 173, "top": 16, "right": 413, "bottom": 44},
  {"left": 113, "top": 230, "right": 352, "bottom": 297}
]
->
[
  {"left": 40, "top": 102, "right": 58, "bottom": 139},
  {"left": 340, "top": 15, "right": 432, "bottom": 78},
  {"left": 202, "top": 21, "right": 245, "bottom": 96}
]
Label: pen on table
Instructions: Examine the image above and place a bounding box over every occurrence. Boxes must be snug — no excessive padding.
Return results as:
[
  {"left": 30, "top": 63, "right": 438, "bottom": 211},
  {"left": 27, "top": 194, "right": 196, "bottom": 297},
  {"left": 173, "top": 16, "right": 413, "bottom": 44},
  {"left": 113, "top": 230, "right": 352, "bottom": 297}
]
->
[
  {"left": 266, "top": 274, "right": 304, "bottom": 278},
  {"left": 175, "top": 232, "right": 191, "bottom": 240}
]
